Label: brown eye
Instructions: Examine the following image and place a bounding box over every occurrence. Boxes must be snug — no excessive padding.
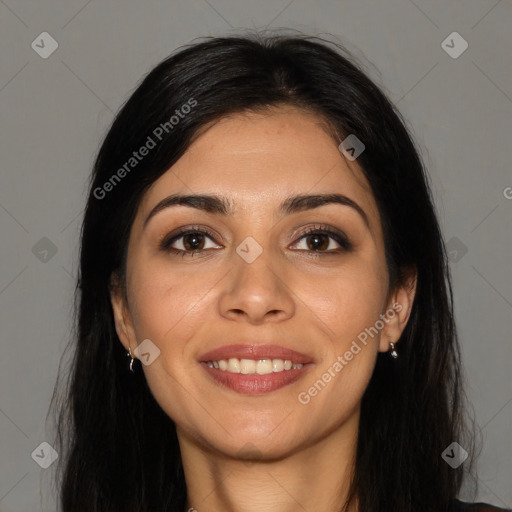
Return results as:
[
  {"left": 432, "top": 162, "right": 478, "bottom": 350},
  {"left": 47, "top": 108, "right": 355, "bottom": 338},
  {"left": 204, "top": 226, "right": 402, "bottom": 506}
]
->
[
  {"left": 292, "top": 226, "right": 353, "bottom": 253},
  {"left": 181, "top": 233, "right": 206, "bottom": 251},
  {"left": 306, "top": 233, "right": 330, "bottom": 251},
  {"left": 160, "top": 227, "right": 221, "bottom": 256}
]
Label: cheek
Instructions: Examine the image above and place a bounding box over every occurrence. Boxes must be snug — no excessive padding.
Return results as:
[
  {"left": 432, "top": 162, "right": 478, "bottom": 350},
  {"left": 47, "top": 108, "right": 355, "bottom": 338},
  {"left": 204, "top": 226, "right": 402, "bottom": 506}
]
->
[
  {"left": 311, "top": 262, "right": 388, "bottom": 346},
  {"left": 298, "top": 263, "right": 387, "bottom": 422},
  {"left": 123, "top": 261, "right": 223, "bottom": 436},
  {"left": 298, "top": 347, "right": 377, "bottom": 433},
  {"left": 125, "top": 258, "right": 220, "bottom": 360}
]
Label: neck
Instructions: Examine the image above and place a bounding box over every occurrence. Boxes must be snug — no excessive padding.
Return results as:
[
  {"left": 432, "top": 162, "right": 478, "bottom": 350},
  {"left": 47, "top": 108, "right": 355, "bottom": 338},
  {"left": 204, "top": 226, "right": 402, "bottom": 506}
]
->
[{"left": 179, "top": 410, "right": 360, "bottom": 512}]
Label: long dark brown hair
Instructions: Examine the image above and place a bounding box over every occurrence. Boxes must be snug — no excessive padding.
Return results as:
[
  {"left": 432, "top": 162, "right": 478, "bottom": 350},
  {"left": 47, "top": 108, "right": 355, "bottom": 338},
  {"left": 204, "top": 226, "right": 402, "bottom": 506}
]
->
[{"left": 49, "top": 32, "right": 478, "bottom": 511}]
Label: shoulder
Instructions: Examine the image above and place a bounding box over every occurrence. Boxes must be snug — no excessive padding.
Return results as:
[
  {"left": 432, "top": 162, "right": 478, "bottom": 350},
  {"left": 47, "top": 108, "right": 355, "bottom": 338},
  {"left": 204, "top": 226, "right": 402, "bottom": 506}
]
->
[{"left": 450, "top": 499, "right": 512, "bottom": 512}]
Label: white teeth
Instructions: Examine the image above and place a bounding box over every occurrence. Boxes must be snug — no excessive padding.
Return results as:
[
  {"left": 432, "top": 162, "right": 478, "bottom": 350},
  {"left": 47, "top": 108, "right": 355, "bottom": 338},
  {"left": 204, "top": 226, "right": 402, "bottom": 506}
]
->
[
  {"left": 273, "top": 359, "right": 284, "bottom": 372},
  {"left": 240, "top": 359, "right": 256, "bottom": 374},
  {"left": 256, "top": 359, "right": 273, "bottom": 375},
  {"left": 227, "top": 358, "right": 241, "bottom": 373},
  {"left": 206, "top": 357, "right": 304, "bottom": 374}
]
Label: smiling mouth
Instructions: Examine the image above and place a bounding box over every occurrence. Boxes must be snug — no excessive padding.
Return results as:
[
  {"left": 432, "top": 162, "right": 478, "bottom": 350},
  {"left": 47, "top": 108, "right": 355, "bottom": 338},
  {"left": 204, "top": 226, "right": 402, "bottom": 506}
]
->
[
  {"left": 200, "top": 359, "right": 312, "bottom": 394},
  {"left": 204, "top": 357, "right": 304, "bottom": 374},
  {"left": 198, "top": 344, "right": 314, "bottom": 394},
  {"left": 198, "top": 346, "right": 314, "bottom": 394}
]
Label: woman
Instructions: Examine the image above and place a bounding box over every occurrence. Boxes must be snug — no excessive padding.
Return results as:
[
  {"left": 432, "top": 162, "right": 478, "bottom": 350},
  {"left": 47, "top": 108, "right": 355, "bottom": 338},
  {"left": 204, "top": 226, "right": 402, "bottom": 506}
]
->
[{"left": 50, "top": 33, "right": 511, "bottom": 512}]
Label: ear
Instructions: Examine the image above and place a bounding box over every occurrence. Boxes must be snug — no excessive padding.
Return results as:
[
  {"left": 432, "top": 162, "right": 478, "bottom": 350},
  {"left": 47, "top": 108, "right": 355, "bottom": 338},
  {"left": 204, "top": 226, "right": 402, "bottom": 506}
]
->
[
  {"left": 378, "top": 266, "right": 417, "bottom": 353},
  {"left": 109, "top": 272, "right": 137, "bottom": 355}
]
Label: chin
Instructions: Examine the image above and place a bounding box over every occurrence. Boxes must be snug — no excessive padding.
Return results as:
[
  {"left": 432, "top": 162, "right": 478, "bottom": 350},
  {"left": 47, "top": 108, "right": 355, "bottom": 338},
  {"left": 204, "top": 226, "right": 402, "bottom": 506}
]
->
[{"left": 206, "top": 421, "right": 310, "bottom": 459}]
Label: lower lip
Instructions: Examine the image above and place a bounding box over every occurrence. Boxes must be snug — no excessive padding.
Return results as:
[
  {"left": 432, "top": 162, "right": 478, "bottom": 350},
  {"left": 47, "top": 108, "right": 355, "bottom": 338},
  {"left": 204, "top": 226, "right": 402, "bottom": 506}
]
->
[{"left": 200, "top": 362, "right": 313, "bottom": 394}]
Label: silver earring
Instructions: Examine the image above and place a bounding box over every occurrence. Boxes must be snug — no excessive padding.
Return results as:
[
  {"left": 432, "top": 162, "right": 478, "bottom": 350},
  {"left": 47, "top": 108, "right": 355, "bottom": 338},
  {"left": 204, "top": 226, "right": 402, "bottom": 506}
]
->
[
  {"left": 389, "top": 341, "right": 398, "bottom": 359},
  {"left": 127, "top": 347, "right": 135, "bottom": 373}
]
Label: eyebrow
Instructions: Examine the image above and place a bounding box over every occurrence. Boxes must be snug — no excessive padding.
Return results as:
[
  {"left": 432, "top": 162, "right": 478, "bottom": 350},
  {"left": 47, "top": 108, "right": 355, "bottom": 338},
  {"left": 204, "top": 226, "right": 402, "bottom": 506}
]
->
[{"left": 143, "top": 193, "right": 370, "bottom": 230}]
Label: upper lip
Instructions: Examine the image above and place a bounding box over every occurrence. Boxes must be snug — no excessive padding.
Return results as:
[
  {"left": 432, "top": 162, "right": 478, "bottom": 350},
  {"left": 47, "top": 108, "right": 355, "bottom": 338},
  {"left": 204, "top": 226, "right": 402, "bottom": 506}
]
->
[{"left": 199, "top": 344, "right": 313, "bottom": 364}]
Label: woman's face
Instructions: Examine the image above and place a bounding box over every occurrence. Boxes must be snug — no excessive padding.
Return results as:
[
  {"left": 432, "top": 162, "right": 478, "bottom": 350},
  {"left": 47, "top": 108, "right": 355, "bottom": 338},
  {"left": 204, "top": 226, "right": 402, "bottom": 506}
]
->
[{"left": 111, "top": 106, "right": 415, "bottom": 460}]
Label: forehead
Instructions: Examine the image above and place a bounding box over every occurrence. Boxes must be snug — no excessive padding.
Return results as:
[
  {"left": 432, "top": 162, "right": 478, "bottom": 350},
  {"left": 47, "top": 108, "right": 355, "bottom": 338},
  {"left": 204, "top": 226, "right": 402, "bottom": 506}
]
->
[{"left": 138, "top": 107, "right": 378, "bottom": 222}]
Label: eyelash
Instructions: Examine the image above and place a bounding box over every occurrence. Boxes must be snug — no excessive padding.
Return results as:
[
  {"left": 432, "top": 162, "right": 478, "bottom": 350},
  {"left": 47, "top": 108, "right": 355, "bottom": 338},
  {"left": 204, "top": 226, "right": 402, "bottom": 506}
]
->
[{"left": 159, "top": 224, "right": 353, "bottom": 259}]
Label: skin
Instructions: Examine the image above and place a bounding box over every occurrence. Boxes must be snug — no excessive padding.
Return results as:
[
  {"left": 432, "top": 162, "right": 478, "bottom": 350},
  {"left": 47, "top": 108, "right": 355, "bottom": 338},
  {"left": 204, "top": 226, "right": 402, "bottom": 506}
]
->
[{"left": 110, "top": 106, "right": 417, "bottom": 512}]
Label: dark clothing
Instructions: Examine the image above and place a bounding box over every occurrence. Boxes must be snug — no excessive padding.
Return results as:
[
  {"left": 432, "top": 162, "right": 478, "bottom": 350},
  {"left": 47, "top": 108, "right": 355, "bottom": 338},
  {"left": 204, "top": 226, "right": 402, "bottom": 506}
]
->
[{"left": 450, "top": 499, "right": 512, "bottom": 511}]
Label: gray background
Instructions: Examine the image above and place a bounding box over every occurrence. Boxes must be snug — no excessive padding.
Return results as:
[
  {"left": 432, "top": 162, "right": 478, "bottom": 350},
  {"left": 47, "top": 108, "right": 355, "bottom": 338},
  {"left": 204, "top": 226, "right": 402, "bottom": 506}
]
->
[{"left": 0, "top": 1, "right": 511, "bottom": 510}]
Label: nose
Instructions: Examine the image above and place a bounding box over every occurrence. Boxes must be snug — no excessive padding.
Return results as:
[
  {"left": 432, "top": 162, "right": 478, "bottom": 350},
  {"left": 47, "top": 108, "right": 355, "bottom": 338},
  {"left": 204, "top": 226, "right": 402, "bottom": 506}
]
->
[{"left": 217, "top": 247, "right": 296, "bottom": 325}]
